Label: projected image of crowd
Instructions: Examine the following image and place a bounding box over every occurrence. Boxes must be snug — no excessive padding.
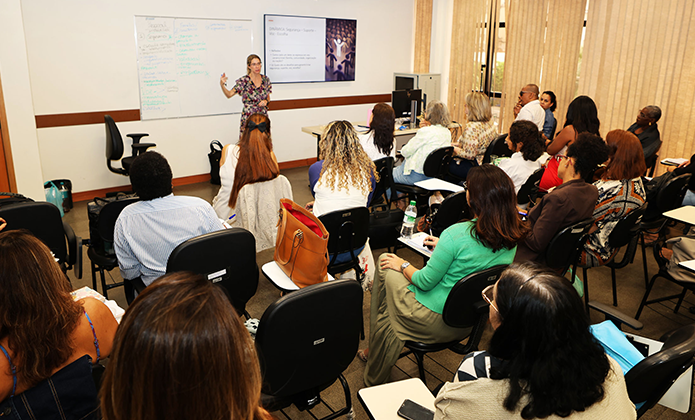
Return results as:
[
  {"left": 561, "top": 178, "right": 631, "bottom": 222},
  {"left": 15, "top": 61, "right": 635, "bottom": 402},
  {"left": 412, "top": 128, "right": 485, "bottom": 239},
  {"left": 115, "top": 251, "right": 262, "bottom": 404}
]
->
[{"left": 325, "top": 18, "right": 356, "bottom": 81}]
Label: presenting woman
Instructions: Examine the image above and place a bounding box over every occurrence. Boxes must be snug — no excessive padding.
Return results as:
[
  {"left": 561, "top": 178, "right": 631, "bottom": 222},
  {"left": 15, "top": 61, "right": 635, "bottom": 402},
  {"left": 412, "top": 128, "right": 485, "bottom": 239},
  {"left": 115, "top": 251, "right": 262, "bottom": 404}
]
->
[
  {"left": 435, "top": 263, "right": 635, "bottom": 419},
  {"left": 449, "top": 92, "right": 498, "bottom": 181},
  {"left": 220, "top": 54, "right": 272, "bottom": 136},
  {"left": 362, "top": 165, "right": 527, "bottom": 386},
  {"left": 212, "top": 113, "right": 280, "bottom": 219},
  {"left": 0, "top": 230, "right": 118, "bottom": 419}
]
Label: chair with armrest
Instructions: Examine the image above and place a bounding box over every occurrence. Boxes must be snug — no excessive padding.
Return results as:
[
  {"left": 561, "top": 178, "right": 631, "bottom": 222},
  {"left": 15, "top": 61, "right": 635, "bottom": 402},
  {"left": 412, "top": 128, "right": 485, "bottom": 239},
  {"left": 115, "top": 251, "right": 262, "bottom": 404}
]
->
[
  {"left": 482, "top": 134, "right": 513, "bottom": 164},
  {"left": 394, "top": 146, "right": 455, "bottom": 217},
  {"left": 428, "top": 189, "right": 470, "bottom": 238},
  {"left": 0, "top": 200, "right": 82, "bottom": 282},
  {"left": 644, "top": 141, "right": 663, "bottom": 178},
  {"left": 166, "top": 228, "right": 258, "bottom": 319},
  {"left": 543, "top": 218, "right": 594, "bottom": 307},
  {"left": 87, "top": 197, "right": 140, "bottom": 299},
  {"left": 581, "top": 202, "right": 647, "bottom": 308},
  {"left": 401, "top": 264, "right": 508, "bottom": 386},
  {"left": 105, "top": 115, "right": 155, "bottom": 176},
  {"left": 517, "top": 167, "right": 545, "bottom": 207},
  {"left": 368, "top": 157, "right": 404, "bottom": 251},
  {"left": 640, "top": 173, "right": 691, "bottom": 287},
  {"left": 255, "top": 279, "right": 363, "bottom": 420},
  {"left": 319, "top": 206, "right": 370, "bottom": 281}
]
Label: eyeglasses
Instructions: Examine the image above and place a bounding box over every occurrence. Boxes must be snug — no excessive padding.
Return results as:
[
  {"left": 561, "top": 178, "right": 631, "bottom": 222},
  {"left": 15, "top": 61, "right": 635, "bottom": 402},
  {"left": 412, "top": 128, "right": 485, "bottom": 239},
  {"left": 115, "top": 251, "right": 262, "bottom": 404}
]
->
[
  {"left": 519, "top": 91, "right": 532, "bottom": 97},
  {"left": 481, "top": 284, "right": 498, "bottom": 313}
]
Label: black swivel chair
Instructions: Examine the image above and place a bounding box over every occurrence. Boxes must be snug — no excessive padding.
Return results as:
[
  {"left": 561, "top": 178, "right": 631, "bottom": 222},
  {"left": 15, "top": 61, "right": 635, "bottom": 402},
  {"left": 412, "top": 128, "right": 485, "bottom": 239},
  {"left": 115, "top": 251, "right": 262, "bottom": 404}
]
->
[
  {"left": 368, "top": 157, "right": 404, "bottom": 251},
  {"left": 166, "top": 228, "right": 259, "bottom": 319},
  {"left": 319, "top": 207, "right": 370, "bottom": 281},
  {"left": 105, "top": 115, "right": 155, "bottom": 176},
  {"left": 87, "top": 197, "right": 140, "bottom": 299},
  {"left": 402, "top": 264, "right": 508, "bottom": 385},
  {"left": 482, "top": 134, "right": 513, "bottom": 164},
  {"left": 581, "top": 203, "right": 647, "bottom": 308},
  {"left": 0, "top": 200, "right": 82, "bottom": 281},
  {"left": 255, "top": 280, "right": 363, "bottom": 420}
]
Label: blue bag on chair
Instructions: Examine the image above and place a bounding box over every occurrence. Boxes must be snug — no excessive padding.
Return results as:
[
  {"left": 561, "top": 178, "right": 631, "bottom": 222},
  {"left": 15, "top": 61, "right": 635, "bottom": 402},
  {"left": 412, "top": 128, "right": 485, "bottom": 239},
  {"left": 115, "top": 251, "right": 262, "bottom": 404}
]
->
[{"left": 44, "top": 181, "right": 64, "bottom": 217}]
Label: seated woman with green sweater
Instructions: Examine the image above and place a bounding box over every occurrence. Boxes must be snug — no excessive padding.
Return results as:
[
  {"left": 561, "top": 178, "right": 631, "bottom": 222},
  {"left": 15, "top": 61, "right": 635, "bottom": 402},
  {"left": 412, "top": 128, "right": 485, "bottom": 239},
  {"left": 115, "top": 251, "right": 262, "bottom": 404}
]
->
[{"left": 361, "top": 165, "right": 527, "bottom": 386}]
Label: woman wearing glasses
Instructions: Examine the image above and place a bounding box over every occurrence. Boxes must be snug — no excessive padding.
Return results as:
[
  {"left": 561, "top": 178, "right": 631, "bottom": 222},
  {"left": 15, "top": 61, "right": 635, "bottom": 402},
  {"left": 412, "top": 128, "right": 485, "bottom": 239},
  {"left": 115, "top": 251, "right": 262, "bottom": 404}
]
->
[
  {"left": 362, "top": 165, "right": 526, "bottom": 386},
  {"left": 435, "top": 263, "right": 636, "bottom": 419},
  {"left": 539, "top": 96, "right": 601, "bottom": 191}
]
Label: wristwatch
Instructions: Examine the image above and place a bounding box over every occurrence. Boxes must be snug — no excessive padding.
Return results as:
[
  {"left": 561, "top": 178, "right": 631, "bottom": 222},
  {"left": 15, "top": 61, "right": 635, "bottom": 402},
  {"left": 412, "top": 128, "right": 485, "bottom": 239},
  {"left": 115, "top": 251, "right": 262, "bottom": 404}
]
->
[{"left": 400, "top": 261, "right": 411, "bottom": 273}]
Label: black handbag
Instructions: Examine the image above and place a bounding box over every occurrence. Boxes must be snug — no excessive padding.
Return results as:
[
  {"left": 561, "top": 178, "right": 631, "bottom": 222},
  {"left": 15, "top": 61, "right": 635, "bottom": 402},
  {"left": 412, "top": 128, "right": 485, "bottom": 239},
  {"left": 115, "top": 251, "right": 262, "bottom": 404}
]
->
[{"left": 208, "top": 140, "right": 224, "bottom": 185}]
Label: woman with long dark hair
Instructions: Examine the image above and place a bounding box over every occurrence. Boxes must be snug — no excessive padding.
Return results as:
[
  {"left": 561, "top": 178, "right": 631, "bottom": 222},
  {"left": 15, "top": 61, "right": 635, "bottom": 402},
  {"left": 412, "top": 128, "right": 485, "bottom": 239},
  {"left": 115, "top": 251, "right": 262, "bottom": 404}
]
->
[
  {"left": 212, "top": 113, "right": 280, "bottom": 219},
  {"left": 539, "top": 96, "right": 601, "bottom": 191},
  {"left": 0, "top": 230, "right": 117, "bottom": 419},
  {"left": 359, "top": 103, "right": 396, "bottom": 161},
  {"left": 435, "top": 263, "right": 635, "bottom": 419},
  {"left": 362, "top": 165, "right": 527, "bottom": 386},
  {"left": 100, "top": 272, "right": 271, "bottom": 420}
]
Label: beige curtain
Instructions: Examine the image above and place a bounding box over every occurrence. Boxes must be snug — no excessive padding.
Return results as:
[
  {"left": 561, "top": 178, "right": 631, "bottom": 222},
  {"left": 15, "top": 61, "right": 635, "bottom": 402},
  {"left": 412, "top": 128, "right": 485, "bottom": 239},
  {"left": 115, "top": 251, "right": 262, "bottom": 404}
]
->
[
  {"left": 448, "top": 0, "right": 498, "bottom": 123},
  {"left": 414, "top": 0, "right": 433, "bottom": 73},
  {"left": 500, "top": 0, "right": 587, "bottom": 133},
  {"left": 579, "top": 0, "right": 695, "bottom": 174}
]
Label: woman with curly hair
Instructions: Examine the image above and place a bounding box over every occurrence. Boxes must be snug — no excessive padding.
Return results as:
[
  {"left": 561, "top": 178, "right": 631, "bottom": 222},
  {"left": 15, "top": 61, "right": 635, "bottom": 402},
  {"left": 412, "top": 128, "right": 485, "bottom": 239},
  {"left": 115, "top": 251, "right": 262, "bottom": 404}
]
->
[
  {"left": 435, "top": 263, "right": 635, "bottom": 419},
  {"left": 362, "top": 165, "right": 526, "bottom": 386},
  {"left": 498, "top": 120, "right": 547, "bottom": 193},
  {"left": 307, "top": 120, "right": 376, "bottom": 217},
  {"left": 212, "top": 113, "right": 280, "bottom": 219},
  {"left": 0, "top": 230, "right": 117, "bottom": 419},
  {"left": 359, "top": 103, "right": 396, "bottom": 161},
  {"left": 100, "top": 272, "right": 271, "bottom": 420}
]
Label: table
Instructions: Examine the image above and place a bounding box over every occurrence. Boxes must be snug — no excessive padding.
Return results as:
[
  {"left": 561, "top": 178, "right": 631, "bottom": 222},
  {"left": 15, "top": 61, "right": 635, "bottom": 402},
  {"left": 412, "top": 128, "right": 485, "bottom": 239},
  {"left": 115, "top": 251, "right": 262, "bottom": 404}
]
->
[
  {"left": 398, "top": 232, "right": 433, "bottom": 258},
  {"left": 261, "top": 261, "right": 335, "bottom": 292},
  {"left": 663, "top": 206, "right": 695, "bottom": 225},
  {"left": 358, "top": 378, "right": 436, "bottom": 420},
  {"left": 302, "top": 122, "right": 419, "bottom": 159}
]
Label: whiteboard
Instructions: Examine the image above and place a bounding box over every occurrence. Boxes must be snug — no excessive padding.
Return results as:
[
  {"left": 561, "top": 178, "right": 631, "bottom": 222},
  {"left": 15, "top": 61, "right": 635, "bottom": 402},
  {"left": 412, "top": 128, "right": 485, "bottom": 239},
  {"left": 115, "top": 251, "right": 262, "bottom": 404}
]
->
[{"left": 134, "top": 16, "right": 253, "bottom": 120}]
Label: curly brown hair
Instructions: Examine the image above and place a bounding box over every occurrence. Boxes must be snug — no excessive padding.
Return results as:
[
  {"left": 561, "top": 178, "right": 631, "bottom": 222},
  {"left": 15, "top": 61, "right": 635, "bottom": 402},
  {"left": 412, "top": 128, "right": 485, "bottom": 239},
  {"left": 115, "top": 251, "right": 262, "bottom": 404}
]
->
[{"left": 318, "top": 120, "right": 377, "bottom": 194}]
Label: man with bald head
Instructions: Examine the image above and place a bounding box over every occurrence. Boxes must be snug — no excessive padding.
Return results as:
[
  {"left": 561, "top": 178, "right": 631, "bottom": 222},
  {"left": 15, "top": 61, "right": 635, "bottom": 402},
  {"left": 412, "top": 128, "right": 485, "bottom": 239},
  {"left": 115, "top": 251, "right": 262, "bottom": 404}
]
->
[{"left": 513, "top": 84, "right": 545, "bottom": 131}]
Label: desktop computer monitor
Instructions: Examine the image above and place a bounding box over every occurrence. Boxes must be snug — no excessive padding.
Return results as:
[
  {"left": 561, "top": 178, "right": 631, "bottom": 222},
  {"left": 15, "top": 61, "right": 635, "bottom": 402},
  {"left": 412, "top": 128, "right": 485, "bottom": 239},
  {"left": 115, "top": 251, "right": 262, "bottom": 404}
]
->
[{"left": 392, "top": 89, "right": 422, "bottom": 120}]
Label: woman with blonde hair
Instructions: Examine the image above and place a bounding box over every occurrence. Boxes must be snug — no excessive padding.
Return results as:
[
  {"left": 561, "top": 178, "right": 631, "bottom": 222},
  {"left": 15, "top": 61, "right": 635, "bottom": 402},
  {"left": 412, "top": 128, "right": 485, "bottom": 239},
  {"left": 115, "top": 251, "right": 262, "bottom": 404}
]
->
[
  {"left": 0, "top": 230, "right": 117, "bottom": 419},
  {"left": 308, "top": 120, "right": 377, "bottom": 217},
  {"left": 581, "top": 129, "right": 646, "bottom": 267},
  {"left": 212, "top": 113, "right": 280, "bottom": 219},
  {"left": 449, "top": 92, "right": 498, "bottom": 180},
  {"left": 393, "top": 100, "right": 452, "bottom": 185},
  {"left": 220, "top": 54, "right": 272, "bottom": 136},
  {"left": 100, "top": 272, "right": 271, "bottom": 420}
]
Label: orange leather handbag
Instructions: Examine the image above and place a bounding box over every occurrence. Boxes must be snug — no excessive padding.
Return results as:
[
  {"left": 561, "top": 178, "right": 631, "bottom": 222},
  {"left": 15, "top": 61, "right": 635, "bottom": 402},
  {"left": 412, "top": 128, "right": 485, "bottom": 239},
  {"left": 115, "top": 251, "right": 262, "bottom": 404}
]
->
[{"left": 274, "top": 199, "right": 329, "bottom": 288}]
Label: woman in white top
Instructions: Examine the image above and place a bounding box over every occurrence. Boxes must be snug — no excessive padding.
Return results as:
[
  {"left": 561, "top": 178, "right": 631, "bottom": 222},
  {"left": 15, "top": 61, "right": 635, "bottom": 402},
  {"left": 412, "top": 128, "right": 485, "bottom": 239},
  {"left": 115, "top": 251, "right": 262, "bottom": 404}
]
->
[
  {"left": 392, "top": 100, "right": 452, "bottom": 185},
  {"left": 211, "top": 114, "right": 279, "bottom": 219},
  {"left": 358, "top": 103, "right": 397, "bottom": 161},
  {"left": 307, "top": 120, "right": 376, "bottom": 218},
  {"left": 498, "top": 120, "right": 546, "bottom": 194}
]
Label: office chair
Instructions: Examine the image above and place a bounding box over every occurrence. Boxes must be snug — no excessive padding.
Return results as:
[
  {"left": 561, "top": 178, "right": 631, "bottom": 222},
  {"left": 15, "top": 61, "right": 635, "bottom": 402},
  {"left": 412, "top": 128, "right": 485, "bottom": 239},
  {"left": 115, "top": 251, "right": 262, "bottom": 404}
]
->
[
  {"left": 255, "top": 280, "right": 363, "bottom": 420},
  {"left": 87, "top": 197, "right": 140, "bottom": 299},
  {"left": 394, "top": 146, "right": 455, "bottom": 217},
  {"left": 482, "top": 134, "right": 513, "bottom": 164},
  {"left": 517, "top": 167, "right": 545, "bottom": 207},
  {"left": 544, "top": 218, "right": 594, "bottom": 307},
  {"left": 166, "top": 228, "right": 259, "bottom": 318},
  {"left": 368, "top": 157, "right": 403, "bottom": 251},
  {"left": 428, "top": 189, "right": 470, "bottom": 237},
  {"left": 104, "top": 115, "right": 155, "bottom": 176},
  {"left": 644, "top": 141, "right": 663, "bottom": 177},
  {"left": 319, "top": 206, "right": 370, "bottom": 281},
  {"left": 402, "top": 264, "right": 508, "bottom": 386},
  {"left": 0, "top": 200, "right": 82, "bottom": 281}
]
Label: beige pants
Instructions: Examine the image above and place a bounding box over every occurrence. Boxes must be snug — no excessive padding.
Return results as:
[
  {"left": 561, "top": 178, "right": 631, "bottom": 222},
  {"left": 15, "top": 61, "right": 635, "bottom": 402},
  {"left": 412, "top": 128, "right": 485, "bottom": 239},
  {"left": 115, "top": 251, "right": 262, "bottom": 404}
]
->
[{"left": 363, "top": 253, "right": 471, "bottom": 386}]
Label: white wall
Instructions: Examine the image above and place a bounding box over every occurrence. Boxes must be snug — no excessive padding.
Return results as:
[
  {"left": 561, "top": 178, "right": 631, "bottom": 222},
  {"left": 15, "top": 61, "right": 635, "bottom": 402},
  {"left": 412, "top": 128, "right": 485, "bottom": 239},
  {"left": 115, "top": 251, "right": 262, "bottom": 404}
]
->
[
  {"left": 0, "top": 0, "right": 45, "bottom": 200},
  {"left": 15, "top": 0, "right": 414, "bottom": 194}
]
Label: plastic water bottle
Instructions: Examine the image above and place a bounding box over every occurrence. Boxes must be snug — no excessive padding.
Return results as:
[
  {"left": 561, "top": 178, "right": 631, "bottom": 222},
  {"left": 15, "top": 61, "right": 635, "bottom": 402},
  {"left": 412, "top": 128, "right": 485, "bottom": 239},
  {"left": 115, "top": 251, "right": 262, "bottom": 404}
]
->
[{"left": 400, "top": 200, "right": 417, "bottom": 238}]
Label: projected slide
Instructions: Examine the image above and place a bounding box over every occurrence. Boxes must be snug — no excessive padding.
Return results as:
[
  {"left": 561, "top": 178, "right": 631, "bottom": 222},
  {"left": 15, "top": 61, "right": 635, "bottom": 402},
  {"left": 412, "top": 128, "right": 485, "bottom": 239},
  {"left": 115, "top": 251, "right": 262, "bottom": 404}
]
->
[{"left": 265, "top": 15, "right": 356, "bottom": 83}]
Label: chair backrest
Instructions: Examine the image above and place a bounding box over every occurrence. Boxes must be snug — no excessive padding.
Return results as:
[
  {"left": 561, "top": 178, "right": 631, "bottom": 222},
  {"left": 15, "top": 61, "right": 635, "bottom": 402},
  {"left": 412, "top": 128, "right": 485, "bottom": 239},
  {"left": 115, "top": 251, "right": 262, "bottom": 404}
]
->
[
  {"left": 430, "top": 190, "right": 471, "bottom": 237},
  {"left": 370, "top": 157, "right": 396, "bottom": 207},
  {"left": 517, "top": 167, "right": 545, "bottom": 205},
  {"left": 422, "top": 146, "right": 454, "bottom": 179},
  {"left": 544, "top": 218, "right": 595, "bottom": 274},
  {"left": 94, "top": 198, "right": 140, "bottom": 250},
  {"left": 318, "top": 207, "right": 370, "bottom": 256},
  {"left": 166, "top": 228, "right": 259, "bottom": 317},
  {"left": 483, "top": 134, "right": 512, "bottom": 164},
  {"left": 104, "top": 115, "right": 124, "bottom": 160},
  {"left": 0, "top": 201, "right": 68, "bottom": 264},
  {"left": 625, "top": 324, "right": 695, "bottom": 416},
  {"left": 608, "top": 202, "right": 647, "bottom": 249},
  {"left": 442, "top": 265, "right": 508, "bottom": 328},
  {"left": 654, "top": 173, "right": 691, "bottom": 215},
  {"left": 255, "top": 280, "right": 363, "bottom": 397}
]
